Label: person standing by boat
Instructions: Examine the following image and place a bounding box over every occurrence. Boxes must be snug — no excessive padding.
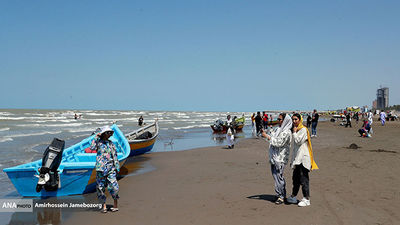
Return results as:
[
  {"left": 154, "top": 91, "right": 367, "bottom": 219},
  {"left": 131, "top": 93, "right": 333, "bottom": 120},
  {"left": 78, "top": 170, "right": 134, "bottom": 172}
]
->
[
  {"left": 287, "top": 113, "right": 318, "bottom": 207},
  {"left": 90, "top": 126, "right": 120, "bottom": 213},
  {"left": 138, "top": 116, "right": 144, "bottom": 126},
  {"left": 261, "top": 113, "right": 292, "bottom": 205},
  {"left": 255, "top": 112, "right": 263, "bottom": 135},
  {"left": 311, "top": 109, "right": 319, "bottom": 137}
]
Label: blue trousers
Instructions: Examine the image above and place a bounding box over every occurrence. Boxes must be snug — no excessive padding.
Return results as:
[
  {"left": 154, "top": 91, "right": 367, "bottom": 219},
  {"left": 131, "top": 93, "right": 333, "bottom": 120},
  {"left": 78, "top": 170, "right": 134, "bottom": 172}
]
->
[{"left": 311, "top": 122, "right": 318, "bottom": 136}]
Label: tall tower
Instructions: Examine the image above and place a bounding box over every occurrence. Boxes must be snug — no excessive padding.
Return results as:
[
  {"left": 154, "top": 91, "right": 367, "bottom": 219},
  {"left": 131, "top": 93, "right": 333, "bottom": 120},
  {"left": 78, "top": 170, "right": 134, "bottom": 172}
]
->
[{"left": 376, "top": 87, "right": 389, "bottom": 109}]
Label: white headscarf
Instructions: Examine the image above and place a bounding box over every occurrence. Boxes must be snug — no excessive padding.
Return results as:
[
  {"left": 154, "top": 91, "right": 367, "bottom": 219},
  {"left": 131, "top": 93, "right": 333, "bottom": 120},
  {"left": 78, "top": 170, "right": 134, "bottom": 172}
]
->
[{"left": 272, "top": 114, "right": 293, "bottom": 138}]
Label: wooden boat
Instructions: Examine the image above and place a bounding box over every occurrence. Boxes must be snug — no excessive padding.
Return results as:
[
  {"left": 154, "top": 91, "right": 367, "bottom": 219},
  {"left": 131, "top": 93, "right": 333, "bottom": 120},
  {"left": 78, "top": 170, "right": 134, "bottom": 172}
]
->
[
  {"left": 3, "top": 124, "right": 130, "bottom": 197},
  {"left": 211, "top": 116, "right": 245, "bottom": 133},
  {"left": 267, "top": 120, "right": 280, "bottom": 126},
  {"left": 125, "top": 121, "right": 159, "bottom": 157}
]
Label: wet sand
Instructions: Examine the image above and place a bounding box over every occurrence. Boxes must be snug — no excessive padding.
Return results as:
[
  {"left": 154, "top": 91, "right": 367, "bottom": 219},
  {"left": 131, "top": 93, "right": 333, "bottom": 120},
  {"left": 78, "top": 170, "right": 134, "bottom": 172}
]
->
[{"left": 65, "top": 119, "right": 400, "bottom": 225}]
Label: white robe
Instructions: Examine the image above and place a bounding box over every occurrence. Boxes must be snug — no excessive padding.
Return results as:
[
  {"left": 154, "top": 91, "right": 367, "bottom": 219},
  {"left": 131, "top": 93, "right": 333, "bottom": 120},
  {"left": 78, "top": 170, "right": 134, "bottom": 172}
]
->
[{"left": 226, "top": 128, "right": 234, "bottom": 146}]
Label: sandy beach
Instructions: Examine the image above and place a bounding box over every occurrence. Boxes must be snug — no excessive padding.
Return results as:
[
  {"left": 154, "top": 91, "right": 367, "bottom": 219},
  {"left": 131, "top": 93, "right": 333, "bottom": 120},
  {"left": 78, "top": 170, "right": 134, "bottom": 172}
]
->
[{"left": 65, "top": 119, "right": 400, "bottom": 225}]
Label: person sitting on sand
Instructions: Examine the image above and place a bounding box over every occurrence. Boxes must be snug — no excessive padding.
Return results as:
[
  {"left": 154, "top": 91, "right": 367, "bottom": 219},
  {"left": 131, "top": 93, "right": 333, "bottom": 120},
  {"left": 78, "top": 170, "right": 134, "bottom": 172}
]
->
[
  {"left": 90, "top": 126, "right": 120, "bottom": 213},
  {"left": 358, "top": 119, "right": 371, "bottom": 137},
  {"left": 261, "top": 113, "right": 292, "bottom": 205},
  {"left": 226, "top": 127, "right": 235, "bottom": 149},
  {"left": 287, "top": 113, "right": 318, "bottom": 207}
]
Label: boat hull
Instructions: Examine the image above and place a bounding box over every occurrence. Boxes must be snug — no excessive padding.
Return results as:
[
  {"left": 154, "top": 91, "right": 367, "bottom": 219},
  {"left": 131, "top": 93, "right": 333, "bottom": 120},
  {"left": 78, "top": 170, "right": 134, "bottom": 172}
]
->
[
  {"left": 128, "top": 138, "right": 156, "bottom": 157},
  {"left": 210, "top": 124, "right": 244, "bottom": 133},
  {"left": 126, "top": 122, "right": 159, "bottom": 157},
  {"left": 3, "top": 124, "right": 130, "bottom": 197}
]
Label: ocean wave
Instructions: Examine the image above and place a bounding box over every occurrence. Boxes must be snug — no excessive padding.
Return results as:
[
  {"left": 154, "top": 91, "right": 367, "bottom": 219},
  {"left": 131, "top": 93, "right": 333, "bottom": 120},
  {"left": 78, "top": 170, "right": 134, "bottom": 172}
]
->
[
  {"left": 4, "top": 131, "right": 62, "bottom": 139},
  {"left": 43, "top": 122, "right": 92, "bottom": 127},
  {"left": 66, "top": 127, "right": 98, "bottom": 133},
  {"left": 118, "top": 111, "right": 140, "bottom": 115},
  {"left": 84, "top": 113, "right": 115, "bottom": 116},
  {"left": 0, "top": 137, "right": 13, "bottom": 143},
  {"left": 0, "top": 127, "right": 10, "bottom": 131},
  {"left": 16, "top": 122, "right": 92, "bottom": 128},
  {"left": 0, "top": 112, "right": 13, "bottom": 116},
  {"left": 173, "top": 124, "right": 210, "bottom": 130},
  {"left": 0, "top": 116, "right": 26, "bottom": 120}
]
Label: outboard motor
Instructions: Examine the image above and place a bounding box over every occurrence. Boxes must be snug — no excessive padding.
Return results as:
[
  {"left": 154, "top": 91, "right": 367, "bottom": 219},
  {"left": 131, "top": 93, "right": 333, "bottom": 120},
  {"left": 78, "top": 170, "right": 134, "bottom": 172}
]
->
[{"left": 35, "top": 138, "right": 65, "bottom": 192}]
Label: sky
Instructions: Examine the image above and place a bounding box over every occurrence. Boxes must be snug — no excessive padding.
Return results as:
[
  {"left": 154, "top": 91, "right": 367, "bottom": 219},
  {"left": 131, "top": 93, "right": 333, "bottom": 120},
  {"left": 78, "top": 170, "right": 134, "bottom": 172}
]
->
[{"left": 0, "top": 0, "right": 399, "bottom": 112}]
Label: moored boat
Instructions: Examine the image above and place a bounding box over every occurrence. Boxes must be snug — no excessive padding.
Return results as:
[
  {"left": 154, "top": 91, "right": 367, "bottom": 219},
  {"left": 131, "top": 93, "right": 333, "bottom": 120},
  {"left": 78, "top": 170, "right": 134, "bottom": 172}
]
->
[
  {"left": 125, "top": 121, "right": 159, "bottom": 157},
  {"left": 211, "top": 116, "right": 245, "bottom": 133},
  {"left": 3, "top": 124, "right": 130, "bottom": 197}
]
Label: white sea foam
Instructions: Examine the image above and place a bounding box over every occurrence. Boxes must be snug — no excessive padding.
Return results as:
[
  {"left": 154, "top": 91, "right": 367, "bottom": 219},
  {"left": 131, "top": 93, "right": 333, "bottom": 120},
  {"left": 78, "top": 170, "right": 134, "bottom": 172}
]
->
[
  {"left": 84, "top": 112, "right": 115, "bottom": 116},
  {"left": 4, "top": 131, "right": 62, "bottom": 139},
  {"left": 0, "top": 116, "right": 27, "bottom": 120},
  {"left": 0, "top": 112, "right": 13, "bottom": 116},
  {"left": 67, "top": 127, "right": 98, "bottom": 133},
  {"left": 43, "top": 122, "right": 92, "bottom": 127},
  {"left": 173, "top": 124, "right": 210, "bottom": 130},
  {"left": 0, "top": 127, "right": 10, "bottom": 131},
  {"left": 0, "top": 137, "right": 13, "bottom": 143}
]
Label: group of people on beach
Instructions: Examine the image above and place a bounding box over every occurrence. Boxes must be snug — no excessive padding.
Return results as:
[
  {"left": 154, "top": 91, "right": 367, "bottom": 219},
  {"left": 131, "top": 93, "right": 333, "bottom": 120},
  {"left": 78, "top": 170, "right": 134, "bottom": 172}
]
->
[
  {"left": 251, "top": 112, "right": 274, "bottom": 135},
  {"left": 261, "top": 113, "right": 318, "bottom": 207}
]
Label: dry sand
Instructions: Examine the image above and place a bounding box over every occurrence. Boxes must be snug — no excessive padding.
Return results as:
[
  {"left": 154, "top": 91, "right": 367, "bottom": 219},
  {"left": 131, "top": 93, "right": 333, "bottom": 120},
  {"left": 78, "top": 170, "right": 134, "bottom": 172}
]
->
[{"left": 65, "top": 119, "right": 400, "bottom": 225}]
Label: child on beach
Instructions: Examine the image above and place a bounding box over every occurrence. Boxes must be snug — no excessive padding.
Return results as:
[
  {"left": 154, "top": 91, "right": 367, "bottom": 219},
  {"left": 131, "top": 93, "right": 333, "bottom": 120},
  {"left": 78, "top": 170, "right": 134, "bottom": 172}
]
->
[
  {"left": 287, "top": 113, "right": 318, "bottom": 207},
  {"left": 261, "top": 113, "right": 292, "bottom": 205}
]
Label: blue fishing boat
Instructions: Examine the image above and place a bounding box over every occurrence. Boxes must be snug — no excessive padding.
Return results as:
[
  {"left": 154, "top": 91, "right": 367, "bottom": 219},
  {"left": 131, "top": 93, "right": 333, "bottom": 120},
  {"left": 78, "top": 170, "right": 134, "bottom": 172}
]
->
[{"left": 3, "top": 124, "right": 130, "bottom": 197}]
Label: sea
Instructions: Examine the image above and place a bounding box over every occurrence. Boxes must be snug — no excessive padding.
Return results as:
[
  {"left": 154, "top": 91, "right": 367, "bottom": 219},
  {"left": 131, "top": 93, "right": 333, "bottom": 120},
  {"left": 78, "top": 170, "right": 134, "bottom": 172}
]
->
[{"left": 0, "top": 109, "right": 282, "bottom": 198}]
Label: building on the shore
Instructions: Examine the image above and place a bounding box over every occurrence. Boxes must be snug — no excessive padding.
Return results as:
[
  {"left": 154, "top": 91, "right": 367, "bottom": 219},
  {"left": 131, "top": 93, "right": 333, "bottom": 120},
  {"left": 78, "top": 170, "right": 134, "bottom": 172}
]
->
[
  {"left": 372, "top": 100, "right": 377, "bottom": 109},
  {"left": 376, "top": 87, "right": 389, "bottom": 109}
]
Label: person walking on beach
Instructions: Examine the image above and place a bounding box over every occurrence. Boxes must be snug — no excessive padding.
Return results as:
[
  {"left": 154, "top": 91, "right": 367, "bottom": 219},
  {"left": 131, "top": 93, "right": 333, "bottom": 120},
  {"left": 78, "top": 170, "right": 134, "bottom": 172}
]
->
[
  {"left": 311, "top": 109, "right": 319, "bottom": 137},
  {"left": 345, "top": 113, "right": 352, "bottom": 128},
  {"left": 90, "top": 126, "right": 120, "bottom": 213},
  {"left": 255, "top": 112, "right": 263, "bottom": 135},
  {"left": 287, "top": 113, "right": 318, "bottom": 207},
  {"left": 261, "top": 113, "right": 292, "bottom": 205},
  {"left": 353, "top": 112, "right": 359, "bottom": 124},
  {"left": 367, "top": 110, "right": 373, "bottom": 125},
  {"left": 226, "top": 127, "right": 235, "bottom": 149},
  {"left": 380, "top": 111, "right": 386, "bottom": 126}
]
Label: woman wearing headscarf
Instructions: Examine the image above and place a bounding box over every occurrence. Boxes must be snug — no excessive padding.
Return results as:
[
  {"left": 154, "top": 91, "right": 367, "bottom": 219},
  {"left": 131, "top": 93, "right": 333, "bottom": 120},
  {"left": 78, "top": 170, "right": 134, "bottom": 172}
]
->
[
  {"left": 261, "top": 113, "right": 292, "bottom": 205},
  {"left": 287, "top": 113, "right": 318, "bottom": 207},
  {"left": 90, "top": 125, "right": 120, "bottom": 213},
  {"left": 226, "top": 127, "right": 235, "bottom": 149}
]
